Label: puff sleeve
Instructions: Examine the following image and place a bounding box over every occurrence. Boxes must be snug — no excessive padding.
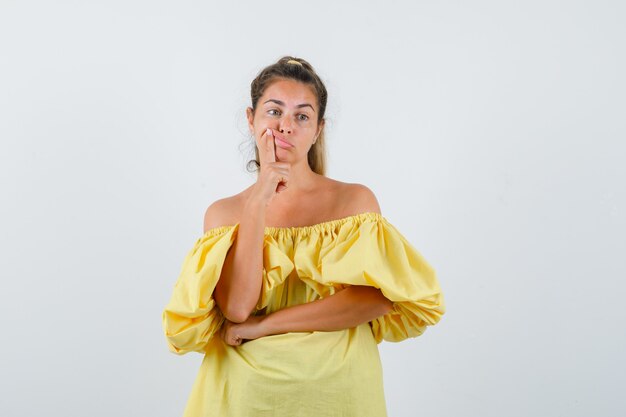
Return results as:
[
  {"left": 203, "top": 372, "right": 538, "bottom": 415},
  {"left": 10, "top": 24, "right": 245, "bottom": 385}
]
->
[
  {"left": 319, "top": 217, "right": 446, "bottom": 343},
  {"left": 162, "top": 224, "right": 238, "bottom": 355}
]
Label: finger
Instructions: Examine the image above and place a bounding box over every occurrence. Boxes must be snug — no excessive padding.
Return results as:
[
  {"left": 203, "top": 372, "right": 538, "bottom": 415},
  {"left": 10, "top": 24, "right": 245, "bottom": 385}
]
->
[
  {"left": 272, "top": 168, "right": 290, "bottom": 178},
  {"left": 264, "top": 127, "right": 276, "bottom": 163}
]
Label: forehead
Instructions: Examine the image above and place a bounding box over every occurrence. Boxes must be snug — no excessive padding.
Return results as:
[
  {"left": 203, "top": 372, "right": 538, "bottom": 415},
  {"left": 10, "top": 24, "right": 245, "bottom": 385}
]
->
[{"left": 262, "top": 79, "right": 317, "bottom": 104}]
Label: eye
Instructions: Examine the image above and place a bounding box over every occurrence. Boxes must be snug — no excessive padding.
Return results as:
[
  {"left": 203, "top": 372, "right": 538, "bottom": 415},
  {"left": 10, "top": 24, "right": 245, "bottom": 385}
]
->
[
  {"left": 268, "top": 109, "right": 280, "bottom": 116},
  {"left": 298, "top": 114, "right": 309, "bottom": 121}
]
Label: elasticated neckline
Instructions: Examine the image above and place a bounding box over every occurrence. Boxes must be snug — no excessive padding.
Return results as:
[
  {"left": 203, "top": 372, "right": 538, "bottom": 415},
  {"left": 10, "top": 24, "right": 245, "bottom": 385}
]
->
[{"left": 203, "top": 211, "right": 384, "bottom": 238}]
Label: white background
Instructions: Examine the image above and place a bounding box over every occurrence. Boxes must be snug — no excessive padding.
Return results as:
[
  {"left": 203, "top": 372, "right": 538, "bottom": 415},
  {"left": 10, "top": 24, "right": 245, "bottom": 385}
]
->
[{"left": 1, "top": 1, "right": 624, "bottom": 416}]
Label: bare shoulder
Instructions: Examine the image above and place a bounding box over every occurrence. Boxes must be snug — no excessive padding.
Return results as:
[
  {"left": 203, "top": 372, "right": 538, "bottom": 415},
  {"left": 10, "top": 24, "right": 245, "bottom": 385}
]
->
[
  {"left": 203, "top": 190, "right": 248, "bottom": 233},
  {"left": 335, "top": 181, "right": 382, "bottom": 215},
  {"left": 345, "top": 183, "right": 382, "bottom": 214}
]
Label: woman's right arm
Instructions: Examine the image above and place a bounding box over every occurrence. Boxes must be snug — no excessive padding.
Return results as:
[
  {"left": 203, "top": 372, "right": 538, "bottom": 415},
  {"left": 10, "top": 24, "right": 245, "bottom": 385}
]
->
[
  {"left": 210, "top": 195, "right": 267, "bottom": 323},
  {"left": 211, "top": 127, "right": 290, "bottom": 323}
]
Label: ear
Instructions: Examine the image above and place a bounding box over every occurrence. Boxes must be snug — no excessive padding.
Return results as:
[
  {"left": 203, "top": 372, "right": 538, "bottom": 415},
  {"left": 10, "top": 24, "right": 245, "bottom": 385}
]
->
[
  {"left": 316, "top": 118, "right": 325, "bottom": 137},
  {"left": 246, "top": 107, "right": 254, "bottom": 133}
]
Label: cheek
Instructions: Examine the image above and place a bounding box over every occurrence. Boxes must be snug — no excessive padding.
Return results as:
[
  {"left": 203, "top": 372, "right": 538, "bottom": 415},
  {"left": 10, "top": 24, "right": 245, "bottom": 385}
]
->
[{"left": 253, "top": 117, "right": 270, "bottom": 132}]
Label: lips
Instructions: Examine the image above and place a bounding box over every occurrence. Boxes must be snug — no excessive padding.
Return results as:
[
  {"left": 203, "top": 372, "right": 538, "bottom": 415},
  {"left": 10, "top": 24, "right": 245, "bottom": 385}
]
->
[{"left": 273, "top": 133, "right": 294, "bottom": 148}]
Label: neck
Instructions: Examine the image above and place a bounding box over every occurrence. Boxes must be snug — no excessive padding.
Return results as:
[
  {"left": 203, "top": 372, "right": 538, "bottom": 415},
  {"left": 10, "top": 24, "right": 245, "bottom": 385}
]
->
[{"left": 283, "top": 157, "right": 319, "bottom": 193}]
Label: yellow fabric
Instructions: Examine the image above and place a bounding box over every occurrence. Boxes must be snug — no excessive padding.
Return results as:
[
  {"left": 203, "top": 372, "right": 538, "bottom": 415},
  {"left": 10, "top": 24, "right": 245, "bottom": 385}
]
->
[{"left": 162, "top": 212, "right": 445, "bottom": 416}]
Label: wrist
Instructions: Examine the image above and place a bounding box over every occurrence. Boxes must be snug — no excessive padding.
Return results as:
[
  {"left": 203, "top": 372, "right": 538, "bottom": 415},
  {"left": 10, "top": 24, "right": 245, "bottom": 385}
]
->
[
  {"left": 259, "top": 313, "right": 277, "bottom": 337},
  {"left": 245, "top": 190, "right": 268, "bottom": 211}
]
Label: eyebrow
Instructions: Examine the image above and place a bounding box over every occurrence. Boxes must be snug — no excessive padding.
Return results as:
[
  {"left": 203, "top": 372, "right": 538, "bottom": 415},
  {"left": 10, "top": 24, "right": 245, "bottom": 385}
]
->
[{"left": 263, "top": 99, "right": 315, "bottom": 112}]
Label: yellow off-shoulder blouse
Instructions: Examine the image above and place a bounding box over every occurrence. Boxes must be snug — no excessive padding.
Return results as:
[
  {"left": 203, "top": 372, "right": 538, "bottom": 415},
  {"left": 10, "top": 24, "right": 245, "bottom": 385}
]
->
[{"left": 162, "top": 212, "right": 445, "bottom": 417}]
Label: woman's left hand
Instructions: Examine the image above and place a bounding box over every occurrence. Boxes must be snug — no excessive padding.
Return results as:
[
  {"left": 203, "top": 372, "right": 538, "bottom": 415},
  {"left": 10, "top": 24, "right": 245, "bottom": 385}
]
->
[{"left": 220, "top": 314, "right": 268, "bottom": 346}]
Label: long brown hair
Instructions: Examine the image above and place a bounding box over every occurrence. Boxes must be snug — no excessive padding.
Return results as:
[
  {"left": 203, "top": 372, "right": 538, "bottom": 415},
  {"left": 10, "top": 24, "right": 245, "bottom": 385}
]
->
[{"left": 245, "top": 56, "right": 328, "bottom": 176}]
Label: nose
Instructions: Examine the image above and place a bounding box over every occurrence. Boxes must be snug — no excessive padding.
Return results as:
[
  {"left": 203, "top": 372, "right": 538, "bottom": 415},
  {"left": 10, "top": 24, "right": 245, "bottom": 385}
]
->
[{"left": 279, "top": 122, "right": 292, "bottom": 135}]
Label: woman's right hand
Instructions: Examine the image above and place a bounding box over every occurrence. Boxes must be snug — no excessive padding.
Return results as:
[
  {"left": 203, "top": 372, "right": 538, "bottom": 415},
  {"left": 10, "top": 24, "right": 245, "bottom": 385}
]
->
[{"left": 250, "top": 127, "right": 291, "bottom": 206}]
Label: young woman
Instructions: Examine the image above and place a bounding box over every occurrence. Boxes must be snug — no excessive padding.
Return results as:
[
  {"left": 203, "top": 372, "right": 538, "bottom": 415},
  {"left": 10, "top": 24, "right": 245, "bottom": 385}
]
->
[{"left": 162, "top": 56, "right": 446, "bottom": 416}]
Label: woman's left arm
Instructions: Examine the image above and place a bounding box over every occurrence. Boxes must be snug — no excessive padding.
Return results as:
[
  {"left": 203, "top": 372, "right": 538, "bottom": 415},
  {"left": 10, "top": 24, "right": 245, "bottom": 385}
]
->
[
  {"left": 265, "top": 285, "right": 393, "bottom": 334},
  {"left": 221, "top": 285, "right": 393, "bottom": 345}
]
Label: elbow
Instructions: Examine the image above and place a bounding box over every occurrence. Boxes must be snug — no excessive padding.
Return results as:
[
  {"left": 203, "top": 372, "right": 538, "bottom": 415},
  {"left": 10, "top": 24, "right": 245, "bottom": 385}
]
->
[
  {"left": 382, "top": 298, "right": 394, "bottom": 315},
  {"left": 215, "top": 288, "right": 250, "bottom": 323},
  {"left": 222, "top": 307, "right": 251, "bottom": 323},
  {"left": 214, "top": 278, "right": 256, "bottom": 323},
  {"left": 350, "top": 286, "right": 394, "bottom": 317},
  {"left": 374, "top": 288, "right": 394, "bottom": 316},
  {"left": 216, "top": 293, "right": 254, "bottom": 323},
  {"left": 377, "top": 297, "right": 394, "bottom": 317}
]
